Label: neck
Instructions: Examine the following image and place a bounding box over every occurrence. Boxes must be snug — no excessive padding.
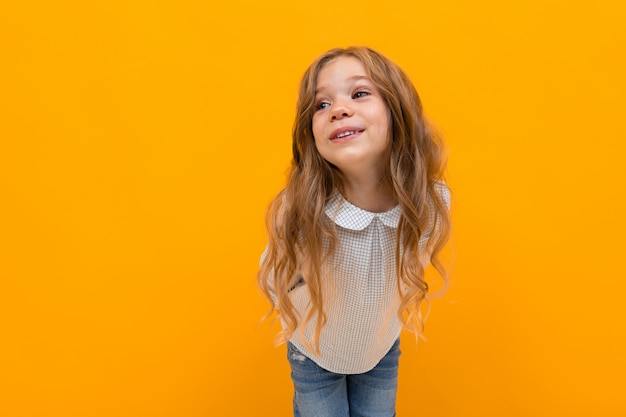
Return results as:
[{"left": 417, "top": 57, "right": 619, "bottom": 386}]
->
[{"left": 340, "top": 174, "right": 395, "bottom": 213}]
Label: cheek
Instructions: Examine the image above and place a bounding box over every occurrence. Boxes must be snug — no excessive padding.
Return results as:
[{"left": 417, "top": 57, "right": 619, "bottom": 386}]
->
[
  {"left": 311, "top": 132, "right": 330, "bottom": 162},
  {"left": 365, "top": 103, "right": 390, "bottom": 129},
  {"left": 379, "top": 108, "right": 392, "bottom": 139},
  {"left": 313, "top": 137, "right": 327, "bottom": 161}
]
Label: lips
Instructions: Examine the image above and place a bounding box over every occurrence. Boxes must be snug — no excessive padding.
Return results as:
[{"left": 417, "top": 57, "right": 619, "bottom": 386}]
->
[{"left": 329, "top": 127, "right": 364, "bottom": 141}]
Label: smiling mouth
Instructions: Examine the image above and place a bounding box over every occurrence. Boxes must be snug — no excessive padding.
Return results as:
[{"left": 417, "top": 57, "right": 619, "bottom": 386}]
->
[{"left": 331, "top": 130, "right": 363, "bottom": 140}]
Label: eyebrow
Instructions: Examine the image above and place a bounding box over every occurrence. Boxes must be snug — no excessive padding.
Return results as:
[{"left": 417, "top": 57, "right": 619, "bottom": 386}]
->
[{"left": 315, "top": 75, "right": 371, "bottom": 94}]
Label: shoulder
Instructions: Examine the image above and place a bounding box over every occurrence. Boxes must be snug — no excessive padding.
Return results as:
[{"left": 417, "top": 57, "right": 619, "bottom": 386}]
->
[{"left": 433, "top": 180, "right": 451, "bottom": 209}]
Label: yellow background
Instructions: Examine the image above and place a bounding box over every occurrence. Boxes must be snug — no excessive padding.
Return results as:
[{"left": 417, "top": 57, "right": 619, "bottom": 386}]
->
[{"left": 1, "top": 1, "right": 625, "bottom": 416}]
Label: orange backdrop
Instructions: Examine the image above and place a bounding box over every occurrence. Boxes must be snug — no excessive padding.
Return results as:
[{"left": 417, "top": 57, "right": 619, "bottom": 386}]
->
[{"left": 1, "top": 1, "right": 625, "bottom": 416}]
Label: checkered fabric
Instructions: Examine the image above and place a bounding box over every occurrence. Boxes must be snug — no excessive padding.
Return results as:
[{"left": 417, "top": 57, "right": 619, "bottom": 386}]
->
[{"left": 267, "top": 183, "right": 450, "bottom": 374}]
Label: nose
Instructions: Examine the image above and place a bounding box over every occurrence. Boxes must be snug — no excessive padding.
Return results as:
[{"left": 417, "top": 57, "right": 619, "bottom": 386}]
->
[{"left": 330, "top": 100, "right": 353, "bottom": 121}]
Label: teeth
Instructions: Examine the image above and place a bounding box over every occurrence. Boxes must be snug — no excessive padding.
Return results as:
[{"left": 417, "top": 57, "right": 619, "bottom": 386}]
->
[{"left": 335, "top": 131, "right": 356, "bottom": 139}]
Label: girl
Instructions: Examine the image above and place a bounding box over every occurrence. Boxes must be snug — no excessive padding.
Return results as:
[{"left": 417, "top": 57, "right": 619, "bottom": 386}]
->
[{"left": 258, "top": 46, "right": 451, "bottom": 417}]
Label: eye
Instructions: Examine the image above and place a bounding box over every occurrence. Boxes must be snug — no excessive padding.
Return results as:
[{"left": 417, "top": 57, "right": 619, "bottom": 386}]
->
[
  {"left": 315, "top": 101, "right": 330, "bottom": 111},
  {"left": 353, "top": 90, "right": 370, "bottom": 99}
]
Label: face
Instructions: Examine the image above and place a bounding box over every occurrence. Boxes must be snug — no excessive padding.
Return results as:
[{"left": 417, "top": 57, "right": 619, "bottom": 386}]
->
[{"left": 312, "top": 56, "right": 390, "bottom": 178}]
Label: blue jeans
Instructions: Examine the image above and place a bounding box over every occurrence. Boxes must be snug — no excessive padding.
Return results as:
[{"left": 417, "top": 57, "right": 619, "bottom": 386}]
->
[{"left": 287, "top": 339, "right": 401, "bottom": 417}]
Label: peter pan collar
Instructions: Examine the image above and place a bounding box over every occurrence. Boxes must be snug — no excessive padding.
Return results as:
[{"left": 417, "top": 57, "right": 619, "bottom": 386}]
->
[{"left": 325, "top": 192, "right": 401, "bottom": 230}]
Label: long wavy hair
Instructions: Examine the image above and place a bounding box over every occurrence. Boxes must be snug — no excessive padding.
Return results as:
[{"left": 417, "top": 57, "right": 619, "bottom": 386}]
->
[{"left": 258, "top": 46, "right": 451, "bottom": 353}]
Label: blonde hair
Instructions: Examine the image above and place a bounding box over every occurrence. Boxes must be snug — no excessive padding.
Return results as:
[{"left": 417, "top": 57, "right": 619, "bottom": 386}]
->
[{"left": 258, "top": 46, "right": 451, "bottom": 352}]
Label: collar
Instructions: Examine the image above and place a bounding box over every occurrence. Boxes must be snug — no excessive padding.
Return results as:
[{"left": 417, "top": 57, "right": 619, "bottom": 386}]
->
[{"left": 325, "top": 192, "right": 401, "bottom": 230}]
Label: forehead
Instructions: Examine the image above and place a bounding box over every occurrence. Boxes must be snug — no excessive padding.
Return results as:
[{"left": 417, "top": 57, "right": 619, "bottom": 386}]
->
[{"left": 315, "top": 56, "right": 369, "bottom": 93}]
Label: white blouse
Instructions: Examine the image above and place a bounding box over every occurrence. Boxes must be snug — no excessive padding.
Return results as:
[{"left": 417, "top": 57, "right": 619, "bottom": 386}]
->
[{"left": 269, "top": 184, "right": 450, "bottom": 374}]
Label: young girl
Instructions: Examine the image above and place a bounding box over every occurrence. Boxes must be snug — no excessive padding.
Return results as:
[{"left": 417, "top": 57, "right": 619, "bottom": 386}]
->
[{"left": 258, "top": 46, "right": 451, "bottom": 417}]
